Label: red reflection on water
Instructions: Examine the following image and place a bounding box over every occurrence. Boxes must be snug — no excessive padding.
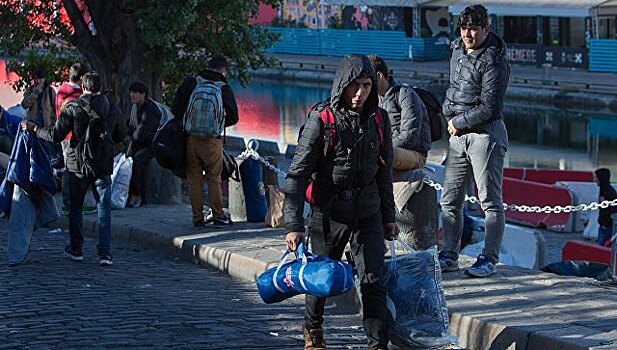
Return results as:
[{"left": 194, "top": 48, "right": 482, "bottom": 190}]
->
[
  {"left": 0, "top": 60, "right": 22, "bottom": 108},
  {"left": 233, "top": 95, "right": 280, "bottom": 139}
]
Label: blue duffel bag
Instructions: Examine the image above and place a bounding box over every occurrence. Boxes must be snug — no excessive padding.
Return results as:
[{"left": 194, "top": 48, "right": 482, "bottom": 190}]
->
[{"left": 256, "top": 243, "right": 353, "bottom": 304}]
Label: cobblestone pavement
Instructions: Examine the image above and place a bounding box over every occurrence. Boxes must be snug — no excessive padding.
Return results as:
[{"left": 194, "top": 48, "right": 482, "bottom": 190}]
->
[{"left": 0, "top": 220, "right": 366, "bottom": 349}]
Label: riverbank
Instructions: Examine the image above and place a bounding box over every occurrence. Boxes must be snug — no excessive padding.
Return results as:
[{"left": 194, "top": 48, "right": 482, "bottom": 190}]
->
[{"left": 252, "top": 53, "right": 617, "bottom": 113}]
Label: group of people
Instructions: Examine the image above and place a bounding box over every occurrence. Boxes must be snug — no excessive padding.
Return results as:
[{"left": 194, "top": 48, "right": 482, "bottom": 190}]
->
[
  {"left": 283, "top": 5, "right": 511, "bottom": 349},
  {"left": 1, "top": 55, "right": 239, "bottom": 266}
]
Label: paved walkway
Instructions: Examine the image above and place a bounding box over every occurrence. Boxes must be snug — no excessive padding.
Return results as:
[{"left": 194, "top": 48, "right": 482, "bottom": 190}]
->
[{"left": 25, "top": 200, "right": 616, "bottom": 350}]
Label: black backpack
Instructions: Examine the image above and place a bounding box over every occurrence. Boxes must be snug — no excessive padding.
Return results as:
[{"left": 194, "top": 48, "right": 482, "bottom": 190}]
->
[
  {"left": 151, "top": 117, "right": 186, "bottom": 171},
  {"left": 412, "top": 87, "right": 444, "bottom": 142},
  {"left": 74, "top": 104, "right": 115, "bottom": 178}
]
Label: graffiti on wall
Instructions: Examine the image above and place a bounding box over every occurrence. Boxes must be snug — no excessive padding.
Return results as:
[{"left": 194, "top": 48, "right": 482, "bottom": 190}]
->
[{"left": 341, "top": 6, "right": 405, "bottom": 31}]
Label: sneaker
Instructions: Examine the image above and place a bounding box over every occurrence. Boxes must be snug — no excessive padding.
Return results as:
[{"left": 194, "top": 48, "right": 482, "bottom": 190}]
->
[
  {"left": 193, "top": 219, "right": 206, "bottom": 229},
  {"left": 465, "top": 255, "right": 496, "bottom": 278},
  {"left": 128, "top": 195, "right": 142, "bottom": 208},
  {"left": 99, "top": 253, "right": 113, "bottom": 267},
  {"left": 438, "top": 253, "right": 459, "bottom": 273},
  {"left": 303, "top": 326, "right": 326, "bottom": 350},
  {"left": 64, "top": 245, "right": 84, "bottom": 261},
  {"left": 212, "top": 216, "right": 232, "bottom": 227},
  {"left": 205, "top": 209, "right": 214, "bottom": 223}
]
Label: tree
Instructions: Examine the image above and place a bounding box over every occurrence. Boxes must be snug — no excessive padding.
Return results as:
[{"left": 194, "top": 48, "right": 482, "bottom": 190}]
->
[{"left": 0, "top": 0, "right": 280, "bottom": 113}]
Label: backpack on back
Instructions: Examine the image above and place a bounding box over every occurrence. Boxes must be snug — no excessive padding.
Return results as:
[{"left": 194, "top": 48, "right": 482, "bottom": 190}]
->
[
  {"left": 411, "top": 87, "right": 443, "bottom": 142},
  {"left": 74, "top": 102, "right": 115, "bottom": 178},
  {"left": 183, "top": 76, "right": 226, "bottom": 138},
  {"left": 303, "top": 102, "right": 385, "bottom": 205}
]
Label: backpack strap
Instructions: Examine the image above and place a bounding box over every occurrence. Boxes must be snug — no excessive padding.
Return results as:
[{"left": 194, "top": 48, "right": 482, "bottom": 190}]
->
[{"left": 318, "top": 107, "right": 336, "bottom": 160}]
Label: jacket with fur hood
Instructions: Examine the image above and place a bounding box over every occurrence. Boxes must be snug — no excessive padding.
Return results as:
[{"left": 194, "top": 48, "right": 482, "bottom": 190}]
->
[
  {"left": 284, "top": 54, "right": 395, "bottom": 233},
  {"left": 443, "top": 31, "right": 510, "bottom": 148},
  {"left": 36, "top": 93, "right": 127, "bottom": 176}
]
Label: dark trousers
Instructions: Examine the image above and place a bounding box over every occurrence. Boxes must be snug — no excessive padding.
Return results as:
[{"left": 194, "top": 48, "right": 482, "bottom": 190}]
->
[
  {"left": 68, "top": 172, "right": 112, "bottom": 255},
  {"left": 129, "top": 148, "right": 155, "bottom": 198},
  {"left": 305, "top": 209, "right": 388, "bottom": 349}
]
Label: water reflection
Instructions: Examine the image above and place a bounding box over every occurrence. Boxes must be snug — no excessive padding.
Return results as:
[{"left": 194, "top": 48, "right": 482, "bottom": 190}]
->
[{"left": 230, "top": 79, "right": 617, "bottom": 174}]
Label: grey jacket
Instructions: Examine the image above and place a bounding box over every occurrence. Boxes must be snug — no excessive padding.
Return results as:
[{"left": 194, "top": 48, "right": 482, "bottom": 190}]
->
[
  {"left": 381, "top": 80, "right": 431, "bottom": 156},
  {"left": 443, "top": 32, "right": 510, "bottom": 148}
]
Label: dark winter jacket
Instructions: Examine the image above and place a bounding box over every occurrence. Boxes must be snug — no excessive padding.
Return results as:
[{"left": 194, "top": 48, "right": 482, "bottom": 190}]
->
[
  {"left": 127, "top": 98, "right": 162, "bottom": 157},
  {"left": 381, "top": 80, "right": 431, "bottom": 155},
  {"left": 284, "top": 54, "right": 395, "bottom": 233},
  {"left": 595, "top": 168, "right": 617, "bottom": 228},
  {"left": 171, "top": 69, "right": 239, "bottom": 128},
  {"left": 0, "top": 129, "right": 56, "bottom": 216},
  {"left": 36, "top": 93, "right": 126, "bottom": 176},
  {"left": 443, "top": 32, "right": 510, "bottom": 148}
]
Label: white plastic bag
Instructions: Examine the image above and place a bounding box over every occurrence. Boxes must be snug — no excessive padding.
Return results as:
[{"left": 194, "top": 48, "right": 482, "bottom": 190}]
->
[{"left": 111, "top": 153, "right": 133, "bottom": 209}]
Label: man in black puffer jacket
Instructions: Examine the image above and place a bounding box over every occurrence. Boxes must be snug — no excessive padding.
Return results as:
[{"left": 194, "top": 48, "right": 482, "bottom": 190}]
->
[
  {"left": 438, "top": 4, "right": 510, "bottom": 278},
  {"left": 284, "top": 54, "right": 397, "bottom": 350},
  {"left": 22, "top": 72, "right": 126, "bottom": 267}
]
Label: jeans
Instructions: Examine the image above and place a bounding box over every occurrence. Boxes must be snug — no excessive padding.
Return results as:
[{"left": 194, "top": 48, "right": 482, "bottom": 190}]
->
[
  {"left": 305, "top": 209, "right": 387, "bottom": 349},
  {"left": 186, "top": 135, "right": 223, "bottom": 223},
  {"left": 440, "top": 133, "right": 506, "bottom": 263},
  {"left": 598, "top": 225, "right": 613, "bottom": 247},
  {"left": 8, "top": 186, "right": 59, "bottom": 265},
  {"left": 68, "top": 172, "right": 112, "bottom": 255}
]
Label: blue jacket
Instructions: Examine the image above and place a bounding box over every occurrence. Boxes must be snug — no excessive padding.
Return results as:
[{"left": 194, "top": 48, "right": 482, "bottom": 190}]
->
[
  {"left": 1, "top": 109, "right": 21, "bottom": 139},
  {"left": 0, "top": 129, "right": 56, "bottom": 215}
]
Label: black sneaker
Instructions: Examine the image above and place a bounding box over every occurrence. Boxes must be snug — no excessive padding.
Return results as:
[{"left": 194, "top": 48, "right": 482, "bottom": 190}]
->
[
  {"left": 212, "top": 216, "right": 232, "bottom": 227},
  {"left": 99, "top": 253, "right": 113, "bottom": 267},
  {"left": 193, "top": 219, "right": 206, "bottom": 229},
  {"left": 64, "top": 245, "right": 84, "bottom": 261}
]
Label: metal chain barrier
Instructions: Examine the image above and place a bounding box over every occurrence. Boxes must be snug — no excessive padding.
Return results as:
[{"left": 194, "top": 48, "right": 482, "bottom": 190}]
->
[
  {"left": 237, "top": 147, "right": 617, "bottom": 214},
  {"left": 422, "top": 176, "right": 617, "bottom": 213}
]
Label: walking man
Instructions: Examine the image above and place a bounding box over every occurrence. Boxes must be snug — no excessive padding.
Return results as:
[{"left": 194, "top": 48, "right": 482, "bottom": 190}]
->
[
  {"left": 22, "top": 72, "right": 127, "bottom": 266},
  {"left": 438, "top": 4, "right": 510, "bottom": 277},
  {"left": 284, "top": 54, "right": 398, "bottom": 349},
  {"left": 171, "top": 55, "right": 239, "bottom": 228},
  {"left": 368, "top": 54, "right": 431, "bottom": 171}
]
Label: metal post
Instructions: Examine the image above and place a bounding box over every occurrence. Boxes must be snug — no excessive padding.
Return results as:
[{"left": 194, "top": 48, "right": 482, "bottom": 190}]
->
[
  {"left": 413, "top": 6, "right": 421, "bottom": 38},
  {"left": 611, "top": 213, "right": 617, "bottom": 276}
]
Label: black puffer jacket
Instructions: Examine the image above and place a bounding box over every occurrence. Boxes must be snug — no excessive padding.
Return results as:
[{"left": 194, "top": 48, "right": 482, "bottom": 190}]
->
[
  {"left": 381, "top": 80, "right": 431, "bottom": 155},
  {"left": 37, "top": 93, "right": 127, "bottom": 176},
  {"left": 443, "top": 32, "right": 510, "bottom": 148},
  {"left": 127, "top": 98, "right": 162, "bottom": 157},
  {"left": 284, "top": 54, "right": 395, "bottom": 233}
]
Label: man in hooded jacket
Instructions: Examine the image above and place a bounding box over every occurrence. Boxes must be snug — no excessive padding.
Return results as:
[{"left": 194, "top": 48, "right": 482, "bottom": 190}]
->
[
  {"left": 594, "top": 168, "right": 617, "bottom": 247},
  {"left": 22, "top": 72, "right": 126, "bottom": 267},
  {"left": 284, "top": 54, "right": 397, "bottom": 350},
  {"left": 438, "top": 4, "right": 510, "bottom": 278}
]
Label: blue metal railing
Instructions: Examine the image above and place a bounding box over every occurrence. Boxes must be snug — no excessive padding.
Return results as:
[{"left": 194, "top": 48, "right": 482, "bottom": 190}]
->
[{"left": 268, "top": 27, "right": 447, "bottom": 61}]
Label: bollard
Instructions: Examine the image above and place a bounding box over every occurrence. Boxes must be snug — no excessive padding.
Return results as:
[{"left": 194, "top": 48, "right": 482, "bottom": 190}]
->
[
  {"left": 395, "top": 184, "right": 438, "bottom": 250},
  {"left": 229, "top": 157, "right": 247, "bottom": 222}
]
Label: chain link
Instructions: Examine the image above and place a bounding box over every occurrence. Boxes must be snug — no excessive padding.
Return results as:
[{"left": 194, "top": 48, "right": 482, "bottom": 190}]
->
[
  {"left": 422, "top": 176, "right": 617, "bottom": 214},
  {"left": 237, "top": 148, "right": 617, "bottom": 214}
]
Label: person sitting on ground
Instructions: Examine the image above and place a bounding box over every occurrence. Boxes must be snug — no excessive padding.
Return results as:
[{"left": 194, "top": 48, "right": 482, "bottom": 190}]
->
[
  {"left": 594, "top": 168, "right": 617, "bottom": 247},
  {"left": 126, "top": 81, "right": 162, "bottom": 208},
  {"left": 368, "top": 54, "right": 431, "bottom": 171}
]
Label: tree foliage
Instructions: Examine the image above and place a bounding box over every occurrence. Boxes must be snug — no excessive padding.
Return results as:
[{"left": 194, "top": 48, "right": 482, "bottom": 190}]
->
[{"left": 0, "top": 0, "right": 279, "bottom": 109}]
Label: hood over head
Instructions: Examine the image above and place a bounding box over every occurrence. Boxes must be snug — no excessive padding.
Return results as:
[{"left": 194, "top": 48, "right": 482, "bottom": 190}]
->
[
  {"left": 330, "top": 54, "right": 379, "bottom": 115},
  {"left": 596, "top": 168, "right": 612, "bottom": 186},
  {"left": 79, "top": 93, "right": 110, "bottom": 120}
]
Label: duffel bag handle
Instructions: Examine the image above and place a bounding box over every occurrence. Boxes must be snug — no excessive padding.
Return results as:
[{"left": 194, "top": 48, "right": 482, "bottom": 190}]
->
[{"left": 389, "top": 238, "right": 417, "bottom": 269}]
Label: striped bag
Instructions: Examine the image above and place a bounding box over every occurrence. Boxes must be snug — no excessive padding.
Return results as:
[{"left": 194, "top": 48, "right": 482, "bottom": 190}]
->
[{"left": 183, "top": 76, "right": 226, "bottom": 138}]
